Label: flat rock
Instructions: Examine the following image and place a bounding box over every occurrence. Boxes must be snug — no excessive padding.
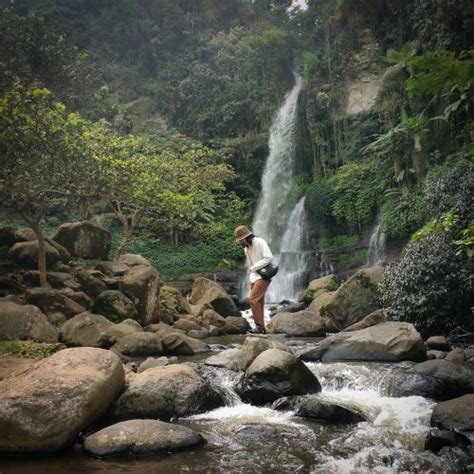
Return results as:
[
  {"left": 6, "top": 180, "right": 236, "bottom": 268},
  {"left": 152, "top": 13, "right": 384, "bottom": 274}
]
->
[
  {"left": 267, "top": 310, "right": 326, "bottom": 337},
  {"left": 111, "top": 332, "right": 163, "bottom": 357},
  {"left": 138, "top": 357, "right": 169, "bottom": 373},
  {"left": 83, "top": 419, "right": 203, "bottom": 456},
  {"left": 299, "top": 322, "right": 426, "bottom": 362},
  {"left": 205, "top": 348, "right": 244, "bottom": 372}
]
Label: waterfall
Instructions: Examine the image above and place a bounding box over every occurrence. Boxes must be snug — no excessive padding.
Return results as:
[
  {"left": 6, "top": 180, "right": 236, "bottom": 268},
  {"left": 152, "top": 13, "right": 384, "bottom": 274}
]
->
[
  {"left": 266, "top": 197, "right": 310, "bottom": 302},
  {"left": 367, "top": 224, "right": 386, "bottom": 266},
  {"left": 240, "top": 73, "right": 309, "bottom": 302},
  {"left": 253, "top": 73, "right": 302, "bottom": 248}
]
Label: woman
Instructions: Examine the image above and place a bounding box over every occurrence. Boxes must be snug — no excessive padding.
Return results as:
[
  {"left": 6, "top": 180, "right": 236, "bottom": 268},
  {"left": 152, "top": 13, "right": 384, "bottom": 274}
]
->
[{"left": 234, "top": 225, "right": 273, "bottom": 334}]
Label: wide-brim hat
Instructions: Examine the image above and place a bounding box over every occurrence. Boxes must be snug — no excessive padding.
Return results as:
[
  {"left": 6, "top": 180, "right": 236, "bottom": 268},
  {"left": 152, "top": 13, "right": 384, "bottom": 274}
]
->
[{"left": 234, "top": 225, "right": 252, "bottom": 243}]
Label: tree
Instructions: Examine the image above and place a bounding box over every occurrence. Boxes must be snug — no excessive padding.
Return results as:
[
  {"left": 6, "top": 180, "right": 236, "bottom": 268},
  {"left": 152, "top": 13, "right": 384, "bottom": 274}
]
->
[
  {"left": 0, "top": 84, "right": 95, "bottom": 286},
  {"left": 90, "top": 127, "right": 234, "bottom": 255}
]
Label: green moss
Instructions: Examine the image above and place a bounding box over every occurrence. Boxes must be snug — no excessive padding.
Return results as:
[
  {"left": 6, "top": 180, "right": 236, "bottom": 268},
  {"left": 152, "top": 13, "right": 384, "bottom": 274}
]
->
[
  {"left": 337, "top": 249, "right": 368, "bottom": 267},
  {"left": 0, "top": 340, "right": 63, "bottom": 359}
]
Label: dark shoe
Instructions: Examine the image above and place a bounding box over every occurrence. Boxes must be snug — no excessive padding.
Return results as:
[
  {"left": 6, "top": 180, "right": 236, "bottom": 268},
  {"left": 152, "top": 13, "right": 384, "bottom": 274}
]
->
[{"left": 247, "top": 327, "right": 266, "bottom": 335}]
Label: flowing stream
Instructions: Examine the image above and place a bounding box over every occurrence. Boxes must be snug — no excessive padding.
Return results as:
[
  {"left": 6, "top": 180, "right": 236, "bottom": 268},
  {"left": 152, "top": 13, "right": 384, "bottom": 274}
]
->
[{"left": 2, "top": 336, "right": 470, "bottom": 474}]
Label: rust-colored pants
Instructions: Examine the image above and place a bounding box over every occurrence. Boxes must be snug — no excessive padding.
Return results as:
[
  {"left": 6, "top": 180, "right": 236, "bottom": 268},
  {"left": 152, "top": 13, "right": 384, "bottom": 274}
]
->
[{"left": 249, "top": 279, "right": 271, "bottom": 329}]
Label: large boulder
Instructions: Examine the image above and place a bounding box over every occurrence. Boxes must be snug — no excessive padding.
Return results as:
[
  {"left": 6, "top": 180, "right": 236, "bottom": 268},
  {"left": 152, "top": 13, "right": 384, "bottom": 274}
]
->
[
  {"left": 202, "top": 308, "right": 227, "bottom": 328},
  {"left": 8, "top": 241, "right": 62, "bottom": 269},
  {"left": 382, "top": 371, "right": 451, "bottom": 401},
  {"left": 240, "top": 335, "right": 291, "bottom": 370},
  {"left": 114, "top": 364, "right": 223, "bottom": 420},
  {"left": 319, "top": 266, "right": 384, "bottom": 330},
  {"left": 26, "top": 288, "right": 86, "bottom": 319},
  {"left": 0, "top": 301, "right": 57, "bottom": 343},
  {"left": 173, "top": 318, "right": 202, "bottom": 333},
  {"left": 93, "top": 290, "right": 137, "bottom": 323},
  {"left": 237, "top": 349, "right": 321, "bottom": 405},
  {"left": 111, "top": 332, "right": 163, "bottom": 357},
  {"left": 119, "top": 265, "right": 159, "bottom": 326},
  {"left": 83, "top": 419, "right": 203, "bottom": 457},
  {"left": 408, "top": 360, "right": 474, "bottom": 397},
  {"left": 189, "top": 277, "right": 239, "bottom": 317},
  {"left": 60, "top": 312, "right": 120, "bottom": 348},
  {"left": 267, "top": 310, "right": 326, "bottom": 337},
  {"left": 299, "top": 322, "right": 426, "bottom": 362},
  {"left": 52, "top": 222, "right": 111, "bottom": 260},
  {"left": 431, "top": 394, "right": 474, "bottom": 432},
  {"left": 0, "top": 347, "right": 124, "bottom": 453}
]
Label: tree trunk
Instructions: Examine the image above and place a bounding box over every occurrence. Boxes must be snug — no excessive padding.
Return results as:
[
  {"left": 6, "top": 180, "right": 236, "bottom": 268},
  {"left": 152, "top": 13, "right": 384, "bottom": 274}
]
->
[
  {"left": 31, "top": 221, "right": 48, "bottom": 288},
  {"left": 115, "top": 222, "right": 133, "bottom": 260}
]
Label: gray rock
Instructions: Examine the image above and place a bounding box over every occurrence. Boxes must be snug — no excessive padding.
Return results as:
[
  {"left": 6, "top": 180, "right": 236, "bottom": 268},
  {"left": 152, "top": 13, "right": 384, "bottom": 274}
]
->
[
  {"left": 300, "top": 322, "right": 426, "bottom": 363},
  {"left": 119, "top": 265, "right": 159, "bottom": 326},
  {"left": 237, "top": 349, "right": 321, "bottom": 405},
  {"left": 111, "top": 332, "right": 163, "bottom": 357},
  {"left": 307, "top": 275, "right": 337, "bottom": 292},
  {"left": 205, "top": 348, "right": 244, "bottom": 372},
  {"left": 23, "top": 271, "right": 80, "bottom": 290},
  {"left": 52, "top": 222, "right": 111, "bottom": 260},
  {"left": 118, "top": 253, "right": 152, "bottom": 267},
  {"left": 95, "top": 261, "right": 129, "bottom": 277},
  {"left": 138, "top": 357, "right": 169, "bottom": 373},
  {"left": 426, "top": 336, "right": 450, "bottom": 351},
  {"left": 427, "top": 350, "right": 447, "bottom": 360},
  {"left": 161, "top": 331, "right": 208, "bottom": 356},
  {"left": 187, "top": 329, "right": 209, "bottom": 339},
  {"left": 115, "top": 364, "right": 223, "bottom": 420},
  {"left": 320, "top": 266, "right": 384, "bottom": 330},
  {"left": 425, "top": 428, "right": 471, "bottom": 453},
  {"left": 93, "top": 290, "right": 137, "bottom": 323},
  {"left": 409, "top": 360, "right": 474, "bottom": 397},
  {"left": 14, "top": 228, "right": 37, "bottom": 242},
  {"left": 240, "top": 335, "right": 291, "bottom": 370},
  {"left": 83, "top": 419, "right": 203, "bottom": 456},
  {"left": 60, "top": 312, "right": 117, "bottom": 348},
  {"left": 382, "top": 371, "right": 450, "bottom": 401},
  {"left": 273, "top": 396, "right": 366, "bottom": 424},
  {"left": 341, "top": 309, "right": 386, "bottom": 332},
  {"left": 0, "top": 348, "right": 124, "bottom": 453},
  {"left": 431, "top": 394, "right": 474, "bottom": 432},
  {"left": 8, "top": 241, "right": 61, "bottom": 269},
  {"left": 223, "top": 316, "right": 250, "bottom": 334},
  {"left": 0, "top": 301, "right": 58, "bottom": 343},
  {"left": 189, "top": 277, "right": 239, "bottom": 317},
  {"left": 26, "top": 288, "right": 86, "bottom": 319},
  {"left": 76, "top": 270, "right": 108, "bottom": 298},
  {"left": 61, "top": 291, "right": 93, "bottom": 310},
  {"left": 267, "top": 310, "right": 326, "bottom": 337},
  {"left": 308, "top": 291, "right": 336, "bottom": 315},
  {"left": 173, "top": 318, "right": 202, "bottom": 332},
  {"left": 445, "top": 347, "right": 466, "bottom": 362}
]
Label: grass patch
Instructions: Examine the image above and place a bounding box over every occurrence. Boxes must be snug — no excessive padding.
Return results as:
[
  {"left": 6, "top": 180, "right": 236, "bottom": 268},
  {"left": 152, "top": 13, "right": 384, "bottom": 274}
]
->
[{"left": 0, "top": 340, "right": 63, "bottom": 359}]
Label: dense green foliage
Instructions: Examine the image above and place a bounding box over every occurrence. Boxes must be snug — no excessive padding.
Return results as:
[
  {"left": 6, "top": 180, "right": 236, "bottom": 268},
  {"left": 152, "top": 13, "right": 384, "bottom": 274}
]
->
[{"left": 1, "top": 0, "right": 472, "bottom": 289}]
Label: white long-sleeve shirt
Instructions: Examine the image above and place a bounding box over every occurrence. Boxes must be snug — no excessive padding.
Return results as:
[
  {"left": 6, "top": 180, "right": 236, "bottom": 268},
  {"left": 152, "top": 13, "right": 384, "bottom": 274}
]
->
[{"left": 244, "top": 236, "right": 273, "bottom": 284}]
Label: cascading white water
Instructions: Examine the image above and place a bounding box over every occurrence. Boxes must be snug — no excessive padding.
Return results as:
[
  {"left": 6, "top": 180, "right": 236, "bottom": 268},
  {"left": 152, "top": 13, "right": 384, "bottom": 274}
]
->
[
  {"left": 241, "top": 74, "right": 311, "bottom": 302},
  {"left": 267, "top": 196, "right": 310, "bottom": 301},
  {"left": 253, "top": 74, "right": 303, "bottom": 248},
  {"left": 367, "top": 224, "right": 386, "bottom": 266}
]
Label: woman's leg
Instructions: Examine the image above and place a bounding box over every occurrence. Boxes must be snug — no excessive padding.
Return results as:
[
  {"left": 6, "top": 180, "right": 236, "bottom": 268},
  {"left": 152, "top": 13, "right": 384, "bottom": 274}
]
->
[{"left": 249, "top": 279, "right": 270, "bottom": 329}]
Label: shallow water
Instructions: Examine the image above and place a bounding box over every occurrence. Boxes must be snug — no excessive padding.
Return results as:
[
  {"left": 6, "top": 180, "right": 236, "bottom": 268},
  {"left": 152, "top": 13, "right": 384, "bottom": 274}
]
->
[{"left": 1, "top": 336, "right": 472, "bottom": 474}]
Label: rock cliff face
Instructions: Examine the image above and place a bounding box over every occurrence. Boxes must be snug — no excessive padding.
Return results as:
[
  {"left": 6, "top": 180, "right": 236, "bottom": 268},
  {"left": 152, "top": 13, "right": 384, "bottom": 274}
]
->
[{"left": 345, "top": 29, "right": 384, "bottom": 116}]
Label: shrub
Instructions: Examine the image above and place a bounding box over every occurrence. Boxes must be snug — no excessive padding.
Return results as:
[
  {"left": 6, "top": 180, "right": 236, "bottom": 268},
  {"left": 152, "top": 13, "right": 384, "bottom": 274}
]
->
[{"left": 379, "top": 232, "right": 473, "bottom": 336}]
